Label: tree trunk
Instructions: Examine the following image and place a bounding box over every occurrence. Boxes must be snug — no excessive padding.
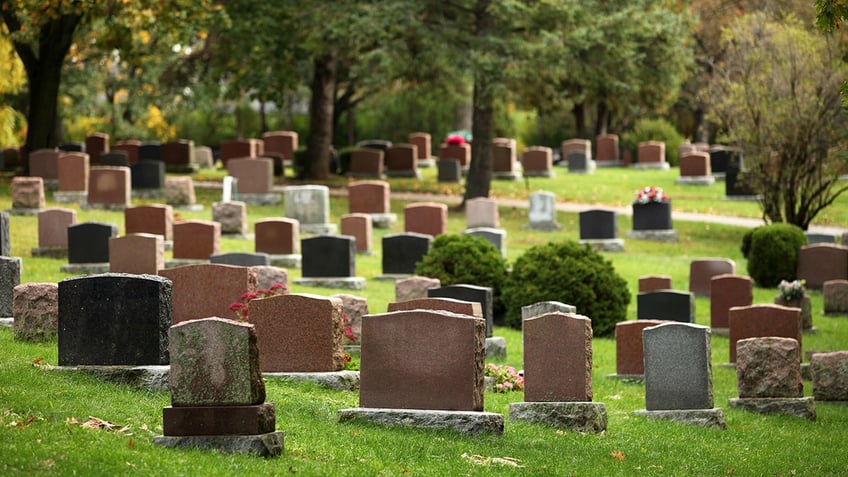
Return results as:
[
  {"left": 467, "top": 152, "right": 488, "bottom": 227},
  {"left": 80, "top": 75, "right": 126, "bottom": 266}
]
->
[
  {"left": 573, "top": 102, "right": 586, "bottom": 139},
  {"left": 259, "top": 100, "right": 268, "bottom": 133},
  {"left": 594, "top": 101, "right": 609, "bottom": 137},
  {"left": 463, "top": 77, "right": 494, "bottom": 205},
  {"left": 305, "top": 51, "right": 337, "bottom": 180}
]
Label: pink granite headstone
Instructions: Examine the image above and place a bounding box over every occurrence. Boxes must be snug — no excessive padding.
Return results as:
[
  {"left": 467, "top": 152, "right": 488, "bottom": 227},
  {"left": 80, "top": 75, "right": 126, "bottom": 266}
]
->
[
  {"left": 125, "top": 204, "right": 174, "bottom": 241},
  {"left": 37, "top": 208, "right": 76, "bottom": 248},
  {"left": 227, "top": 157, "right": 273, "bottom": 194},
  {"left": 796, "top": 243, "right": 848, "bottom": 289},
  {"left": 394, "top": 276, "right": 441, "bottom": 302},
  {"left": 12, "top": 176, "right": 45, "bottom": 209},
  {"left": 595, "top": 134, "right": 619, "bottom": 162},
  {"left": 614, "top": 319, "right": 665, "bottom": 377},
  {"left": 172, "top": 220, "right": 220, "bottom": 260},
  {"left": 87, "top": 166, "right": 130, "bottom": 207},
  {"left": 340, "top": 213, "right": 372, "bottom": 254},
  {"left": 728, "top": 304, "right": 801, "bottom": 363},
  {"left": 57, "top": 151, "right": 89, "bottom": 192},
  {"left": 254, "top": 218, "right": 299, "bottom": 255},
  {"left": 404, "top": 202, "right": 447, "bottom": 237},
  {"left": 159, "top": 263, "right": 256, "bottom": 324},
  {"left": 710, "top": 274, "right": 752, "bottom": 329},
  {"left": 736, "top": 337, "right": 802, "bottom": 398},
  {"left": 689, "top": 258, "right": 735, "bottom": 297},
  {"left": 12, "top": 283, "right": 59, "bottom": 342},
  {"left": 524, "top": 312, "right": 593, "bottom": 402},
  {"left": 638, "top": 275, "right": 673, "bottom": 293},
  {"left": 109, "top": 233, "right": 164, "bottom": 275},
  {"left": 348, "top": 181, "right": 390, "bottom": 214}
]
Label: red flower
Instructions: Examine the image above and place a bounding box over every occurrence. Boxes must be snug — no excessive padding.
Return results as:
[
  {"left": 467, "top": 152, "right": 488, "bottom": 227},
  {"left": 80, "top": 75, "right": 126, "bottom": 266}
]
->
[{"left": 446, "top": 135, "right": 466, "bottom": 146}]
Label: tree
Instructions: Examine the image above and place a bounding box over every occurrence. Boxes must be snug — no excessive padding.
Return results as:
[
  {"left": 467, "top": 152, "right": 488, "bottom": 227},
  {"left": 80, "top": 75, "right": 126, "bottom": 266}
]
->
[
  {"left": 704, "top": 13, "right": 848, "bottom": 229},
  {"left": 0, "top": 22, "right": 26, "bottom": 146}
]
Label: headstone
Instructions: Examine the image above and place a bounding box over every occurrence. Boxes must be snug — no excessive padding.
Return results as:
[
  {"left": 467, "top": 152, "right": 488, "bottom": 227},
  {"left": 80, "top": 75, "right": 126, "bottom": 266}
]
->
[
  {"left": 100, "top": 151, "right": 130, "bottom": 167},
  {"left": 125, "top": 205, "right": 173, "bottom": 242},
  {"left": 0, "top": 257, "right": 22, "bottom": 317},
  {"left": 250, "top": 293, "right": 345, "bottom": 372},
  {"left": 634, "top": 141, "right": 669, "bottom": 170},
  {"left": 524, "top": 191, "right": 560, "bottom": 231},
  {"left": 32, "top": 208, "right": 76, "bottom": 257},
  {"left": 438, "top": 143, "right": 471, "bottom": 170},
  {"left": 385, "top": 143, "right": 419, "bottom": 178},
  {"left": 579, "top": 209, "right": 623, "bottom": 251},
  {"left": 333, "top": 293, "right": 368, "bottom": 345},
  {"left": 428, "top": 284, "right": 493, "bottom": 337},
  {"left": 708, "top": 146, "right": 733, "bottom": 176},
  {"left": 465, "top": 197, "right": 499, "bottom": 229},
  {"left": 138, "top": 142, "right": 161, "bottom": 162},
  {"left": 114, "top": 140, "right": 140, "bottom": 164},
  {"left": 629, "top": 200, "right": 677, "bottom": 242},
  {"left": 252, "top": 265, "right": 288, "bottom": 291},
  {"left": 464, "top": 227, "right": 507, "bottom": 258},
  {"left": 637, "top": 322, "right": 725, "bottom": 428},
  {"left": 394, "top": 276, "right": 441, "bottom": 302},
  {"left": 520, "top": 146, "right": 554, "bottom": 177},
  {"left": 58, "top": 142, "right": 84, "bottom": 153},
  {"left": 28, "top": 148, "right": 60, "bottom": 182},
  {"left": 131, "top": 160, "right": 166, "bottom": 191},
  {"left": 159, "top": 263, "right": 257, "bottom": 325},
  {"left": 595, "top": 134, "right": 619, "bottom": 164},
  {"left": 796, "top": 243, "right": 848, "bottom": 289},
  {"left": 58, "top": 273, "right": 171, "bottom": 365},
  {"left": 220, "top": 139, "right": 262, "bottom": 166},
  {"left": 66, "top": 222, "right": 118, "bottom": 264},
  {"left": 1, "top": 147, "right": 20, "bottom": 171},
  {"left": 347, "top": 180, "right": 396, "bottom": 228},
  {"left": 85, "top": 132, "right": 109, "bottom": 164},
  {"left": 561, "top": 139, "right": 592, "bottom": 165},
  {"left": 300, "top": 235, "right": 355, "bottom": 278},
  {"left": 156, "top": 317, "right": 283, "bottom": 457},
  {"left": 521, "top": 301, "right": 576, "bottom": 321},
  {"left": 284, "top": 185, "right": 336, "bottom": 234},
  {"left": 404, "top": 202, "right": 447, "bottom": 237},
  {"left": 262, "top": 130, "right": 298, "bottom": 162},
  {"left": 612, "top": 320, "right": 665, "bottom": 378},
  {"left": 725, "top": 155, "right": 756, "bottom": 198},
  {"left": 11, "top": 176, "right": 45, "bottom": 211},
  {"left": 171, "top": 220, "right": 220, "bottom": 261},
  {"left": 212, "top": 201, "right": 248, "bottom": 236},
  {"left": 637, "top": 290, "right": 694, "bottom": 323},
  {"left": 12, "top": 283, "right": 58, "bottom": 342},
  {"left": 709, "top": 274, "right": 752, "bottom": 330},
  {"left": 193, "top": 146, "right": 213, "bottom": 169},
  {"left": 381, "top": 233, "right": 431, "bottom": 276},
  {"left": 638, "top": 275, "right": 672, "bottom": 292},
  {"left": 676, "top": 151, "right": 714, "bottom": 185},
  {"left": 165, "top": 177, "right": 200, "bottom": 209},
  {"left": 254, "top": 218, "right": 300, "bottom": 264},
  {"left": 160, "top": 140, "right": 195, "bottom": 172},
  {"left": 408, "top": 132, "right": 432, "bottom": 163},
  {"left": 86, "top": 166, "right": 131, "bottom": 209},
  {"left": 810, "top": 351, "right": 848, "bottom": 401},
  {"left": 823, "top": 279, "right": 848, "bottom": 315},
  {"left": 567, "top": 151, "right": 596, "bottom": 174},
  {"left": 437, "top": 158, "right": 462, "bottom": 183},
  {"left": 227, "top": 158, "right": 278, "bottom": 204},
  {"left": 210, "top": 252, "right": 271, "bottom": 267},
  {"left": 0, "top": 211, "right": 10, "bottom": 256},
  {"left": 689, "top": 258, "right": 735, "bottom": 297},
  {"left": 491, "top": 138, "right": 520, "bottom": 180},
  {"left": 340, "top": 213, "right": 372, "bottom": 254},
  {"left": 805, "top": 232, "right": 836, "bottom": 245},
  {"left": 359, "top": 309, "right": 486, "bottom": 411},
  {"left": 348, "top": 148, "right": 385, "bottom": 178},
  {"left": 56, "top": 152, "right": 89, "bottom": 199},
  {"left": 728, "top": 304, "right": 801, "bottom": 363},
  {"left": 387, "top": 297, "right": 482, "bottom": 319},
  {"left": 109, "top": 233, "right": 164, "bottom": 275}
]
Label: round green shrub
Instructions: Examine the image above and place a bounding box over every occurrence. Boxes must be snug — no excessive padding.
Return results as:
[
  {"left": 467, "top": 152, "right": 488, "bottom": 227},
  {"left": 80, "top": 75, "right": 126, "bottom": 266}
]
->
[
  {"left": 740, "top": 227, "right": 757, "bottom": 258},
  {"left": 621, "top": 117, "right": 685, "bottom": 166},
  {"left": 746, "top": 223, "right": 807, "bottom": 288},
  {"left": 415, "top": 234, "right": 510, "bottom": 316},
  {"left": 501, "top": 240, "right": 630, "bottom": 337}
]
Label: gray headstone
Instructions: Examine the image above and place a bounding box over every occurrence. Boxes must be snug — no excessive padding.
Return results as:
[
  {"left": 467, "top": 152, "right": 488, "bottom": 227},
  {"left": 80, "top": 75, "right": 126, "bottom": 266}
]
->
[
  {"left": 643, "top": 322, "right": 713, "bottom": 410},
  {"left": 284, "top": 185, "right": 332, "bottom": 231},
  {"left": 67, "top": 222, "right": 119, "bottom": 264},
  {"left": 301, "top": 235, "right": 355, "bottom": 278},
  {"left": 464, "top": 227, "right": 506, "bottom": 258},
  {"left": 637, "top": 290, "right": 694, "bottom": 323},
  {"left": 382, "top": 233, "right": 432, "bottom": 275},
  {"left": 567, "top": 151, "right": 587, "bottom": 172},
  {"left": 526, "top": 191, "right": 560, "bottom": 230},
  {"left": 805, "top": 233, "right": 836, "bottom": 245},
  {"left": 0, "top": 256, "right": 22, "bottom": 317},
  {"left": 131, "top": 160, "right": 166, "bottom": 189},
  {"left": 210, "top": 252, "right": 271, "bottom": 267},
  {"left": 58, "top": 273, "right": 172, "bottom": 366},
  {"left": 579, "top": 209, "right": 618, "bottom": 240},
  {"left": 437, "top": 159, "right": 462, "bottom": 183},
  {"left": 521, "top": 301, "right": 576, "bottom": 320},
  {"left": 0, "top": 210, "right": 9, "bottom": 256},
  {"left": 428, "top": 284, "right": 494, "bottom": 337}
]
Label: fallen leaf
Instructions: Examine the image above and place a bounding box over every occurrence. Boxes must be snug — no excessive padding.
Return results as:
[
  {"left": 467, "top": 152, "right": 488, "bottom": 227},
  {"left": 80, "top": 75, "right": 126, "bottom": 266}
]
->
[
  {"left": 461, "top": 453, "right": 523, "bottom": 468},
  {"left": 127, "top": 439, "right": 135, "bottom": 449},
  {"left": 32, "top": 357, "right": 53, "bottom": 370},
  {"left": 610, "top": 450, "right": 625, "bottom": 461}
]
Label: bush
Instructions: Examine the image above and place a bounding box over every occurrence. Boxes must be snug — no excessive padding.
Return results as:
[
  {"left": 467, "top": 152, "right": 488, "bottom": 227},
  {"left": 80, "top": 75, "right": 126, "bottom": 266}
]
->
[
  {"left": 621, "top": 117, "right": 685, "bottom": 166},
  {"left": 415, "top": 234, "right": 509, "bottom": 317},
  {"left": 745, "top": 223, "right": 807, "bottom": 288},
  {"left": 501, "top": 240, "right": 630, "bottom": 337}
]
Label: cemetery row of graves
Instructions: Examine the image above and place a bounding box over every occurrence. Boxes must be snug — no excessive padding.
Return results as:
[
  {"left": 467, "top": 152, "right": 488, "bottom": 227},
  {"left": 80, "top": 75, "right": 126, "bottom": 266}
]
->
[{"left": 1, "top": 131, "right": 848, "bottom": 474}]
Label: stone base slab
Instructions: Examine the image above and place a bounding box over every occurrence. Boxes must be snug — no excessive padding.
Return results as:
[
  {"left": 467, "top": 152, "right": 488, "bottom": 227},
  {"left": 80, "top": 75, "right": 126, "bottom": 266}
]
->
[
  {"left": 626, "top": 230, "right": 679, "bottom": 243},
  {"left": 81, "top": 203, "right": 129, "bottom": 211},
  {"left": 300, "top": 224, "right": 338, "bottom": 235},
  {"left": 606, "top": 373, "right": 644, "bottom": 382},
  {"left": 369, "top": 213, "right": 397, "bottom": 229},
  {"left": 264, "top": 370, "right": 360, "bottom": 391},
  {"left": 294, "top": 277, "right": 366, "bottom": 290},
  {"left": 0, "top": 317, "right": 12, "bottom": 328},
  {"left": 31, "top": 246, "right": 68, "bottom": 258},
  {"left": 60, "top": 262, "right": 110, "bottom": 274},
  {"left": 170, "top": 204, "right": 205, "bottom": 211},
  {"left": 385, "top": 170, "right": 422, "bottom": 179},
  {"left": 485, "top": 336, "right": 507, "bottom": 360},
  {"left": 53, "top": 191, "right": 88, "bottom": 204},
  {"left": 728, "top": 397, "right": 815, "bottom": 421},
  {"left": 633, "top": 408, "right": 727, "bottom": 429},
  {"left": 237, "top": 193, "right": 281, "bottom": 206},
  {"left": 269, "top": 254, "right": 302, "bottom": 268},
  {"left": 522, "top": 222, "right": 562, "bottom": 232},
  {"left": 163, "top": 403, "right": 277, "bottom": 436},
  {"left": 374, "top": 273, "right": 412, "bottom": 281},
  {"left": 7, "top": 208, "right": 42, "bottom": 216},
  {"left": 59, "top": 365, "right": 170, "bottom": 392},
  {"left": 337, "top": 408, "right": 504, "bottom": 436},
  {"left": 153, "top": 431, "right": 284, "bottom": 457},
  {"left": 509, "top": 401, "right": 607, "bottom": 433},
  {"left": 522, "top": 170, "right": 555, "bottom": 178},
  {"left": 579, "top": 239, "right": 625, "bottom": 252},
  {"left": 417, "top": 158, "right": 436, "bottom": 168},
  {"left": 676, "top": 176, "right": 716, "bottom": 186},
  {"left": 631, "top": 162, "right": 671, "bottom": 170}
]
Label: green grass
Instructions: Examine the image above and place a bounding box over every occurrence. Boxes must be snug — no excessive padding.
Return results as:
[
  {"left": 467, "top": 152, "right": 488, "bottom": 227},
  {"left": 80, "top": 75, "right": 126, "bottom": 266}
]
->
[{"left": 1, "top": 169, "right": 847, "bottom": 475}]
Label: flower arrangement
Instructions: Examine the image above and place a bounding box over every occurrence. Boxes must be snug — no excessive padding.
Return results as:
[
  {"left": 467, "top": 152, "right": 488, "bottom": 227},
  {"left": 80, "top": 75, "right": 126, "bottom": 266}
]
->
[
  {"left": 633, "top": 186, "right": 670, "bottom": 204},
  {"left": 445, "top": 134, "right": 466, "bottom": 146},
  {"left": 778, "top": 279, "right": 806, "bottom": 301},
  {"left": 229, "top": 282, "right": 288, "bottom": 321},
  {"left": 485, "top": 363, "right": 524, "bottom": 393}
]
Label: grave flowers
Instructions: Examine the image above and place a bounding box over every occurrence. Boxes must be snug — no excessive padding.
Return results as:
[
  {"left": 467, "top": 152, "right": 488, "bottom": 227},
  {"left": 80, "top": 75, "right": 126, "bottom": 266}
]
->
[
  {"left": 775, "top": 279, "right": 812, "bottom": 330},
  {"left": 485, "top": 363, "right": 524, "bottom": 393},
  {"left": 632, "top": 186, "right": 672, "bottom": 231},
  {"left": 633, "top": 186, "right": 669, "bottom": 204},
  {"left": 446, "top": 134, "right": 466, "bottom": 146},
  {"left": 229, "top": 282, "right": 288, "bottom": 321}
]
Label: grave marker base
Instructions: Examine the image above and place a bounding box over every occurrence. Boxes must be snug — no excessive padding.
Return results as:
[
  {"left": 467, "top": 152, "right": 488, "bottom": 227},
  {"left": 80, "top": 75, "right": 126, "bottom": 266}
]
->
[
  {"left": 81, "top": 203, "right": 129, "bottom": 211},
  {"left": 264, "top": 370, "right": 360, "bottom": 391},
  {"left": 633, "top": 408, "right": 727, "bottom": 429},
  {"left": 170, "top": 204, "right": 205, "bottom": 211},
  {"left": 385, "top": 170, "right": 422, "bottom": 179},
  {"left": 153, "top": 432, "right": 284, "bottom": 458},
  {"left": 268, "top": 254, "right": 302, "bottom": 268},
  {"left": 522, "top": 222, "right": 562, "bottom": 232},
  {"left": 374, "top": 273, "right": 413, "bottom": 281},
  {"left": 300, "top": 224, "right": 338, "bottom": 235},
  {"left": 579, "top": 239, "right": 625, "bottom": 252},
  {"left": 722, "top": 195, "right": 761, "bottom": 202},
  {"left": 31, "top": 246, "right": 68, "bottom": 258},
  {"left": 0, "top": 317, "right": 12, "bottom": 327},
  {"left": 368, "top": 213, "right": 397, "bottom": 229},
  {"left": 7, "top": 208, "right": 42, "bottom": 216},
  {"left": 626, "top": 230, "right": 679, "bottom": 243},
  {"left": 58, "top": 365, "right": 170, "bottom": 392},
  {"left": 606, "top": 373, "right": 644, "bottom": 382},
  {"left": 237, "top": 193, "right": 281, "bottom": 206},
  {"left": 59, "top": 262, "right": 110, "bottom": 274},
  {"left": 596, "top": 160, "right": 623, "bottom": 168},
  {"left": 675, "top": 176, "right": 716, "bottom": 186},
  {"left": 631, "top": 163, "right": 671, "bottom": 170},
  {"left": 53, "top": 191, "right": 88, "bottom": 204},
  {"left": 523, "top": 170, "right": 555, "bottom": 178},
  {"left": 131, "top": 189, "right": 164, "bottom": 200},
  {"left": 728, "top": 397, "right": 815, "bottom": 421},
  {"left": 417, "top": 158, "right": 436, "bottom": 168},
  {"left": 493, "top": 171, "right": 522, "bottom": 181},
  {"left": 338, "top": 408, "right": 504, "bottom": 436},
  {"left": 509, "top": 402, "right": 607, "bottom": 433},
  {"left": 294, "top": 277, "right": 366, "bottom": 291}
]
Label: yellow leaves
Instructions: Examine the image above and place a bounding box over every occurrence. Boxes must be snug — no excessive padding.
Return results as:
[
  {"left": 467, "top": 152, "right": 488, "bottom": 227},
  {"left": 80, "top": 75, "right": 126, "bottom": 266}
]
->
[
  {"left": 138, "top": 30, "right": 151, "bottom": 45},
  {"left": 31, "top": 357, "right": 54, "bottom": 370},
  {"left": 461, "top": 453, "right": 523, "bottom": 468},
  {"left": 144, "top": 104, "right": 176, "bottom": 142}
]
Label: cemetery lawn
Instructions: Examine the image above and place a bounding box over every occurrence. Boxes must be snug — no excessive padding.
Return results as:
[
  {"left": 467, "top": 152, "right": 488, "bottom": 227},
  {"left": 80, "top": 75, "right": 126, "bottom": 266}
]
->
[{"left": 2, "top": 171, "right": 848, "bottom": 475}]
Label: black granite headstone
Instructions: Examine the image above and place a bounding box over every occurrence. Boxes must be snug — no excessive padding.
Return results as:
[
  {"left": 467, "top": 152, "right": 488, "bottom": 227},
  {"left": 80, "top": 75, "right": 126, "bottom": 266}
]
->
[
  {"left": 428, "top": 284, "right": 494, "bottom": 337},
  {"left": 100, "top": 151, "right": 130, "bottom": 167},
  {"left": 0, "top": 256, "right": 21, "bottom": 317},
  {"left": 356, "top": 139, "right": 392, "bottom": 152},
  {"left": 58, "top": 273, "right": 171, "bottom": 365},
  {"left": 131, "top": 160, "right": 166, "bottom": 189},
  {"left": 210, "top": 252, "right": 271, "bottom": 267},
  {"left": 637, "top": 290, "right": 695, "bottom": 323},
  {"left": 579, "top": 209, "right": 618, "bottom": 240},
  {"left": 632, "top": 202, "right": 673, "bottom": 231},
  {"left": 0, "top": 210, "right": 9, "bottom": 256},
  {"left": 437, "top": 159, "right": 462, "bottom": 183},
  {"left": 382, "top": 233, "right": 432, "bottom": 275},
  {"left": 138, "top": 142, "right": 162, "bottom": 162},
  {"left": 567, "top": 151, "right": 588, "bottom": 172},
  {"left": 725, "top": 159, "right": 755, "bottom": 196},
  {"left": 709, "top": 148, "right": 732, "bottom": 174},
  {"left": 58, "top": 143, "right": 85, "bottom": 153},
  {"left": 301, "top": 235, "right": 355, "bottom": 278},
  {"left": 67, "top": 222, "right": 118, "bottom": 264}
]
